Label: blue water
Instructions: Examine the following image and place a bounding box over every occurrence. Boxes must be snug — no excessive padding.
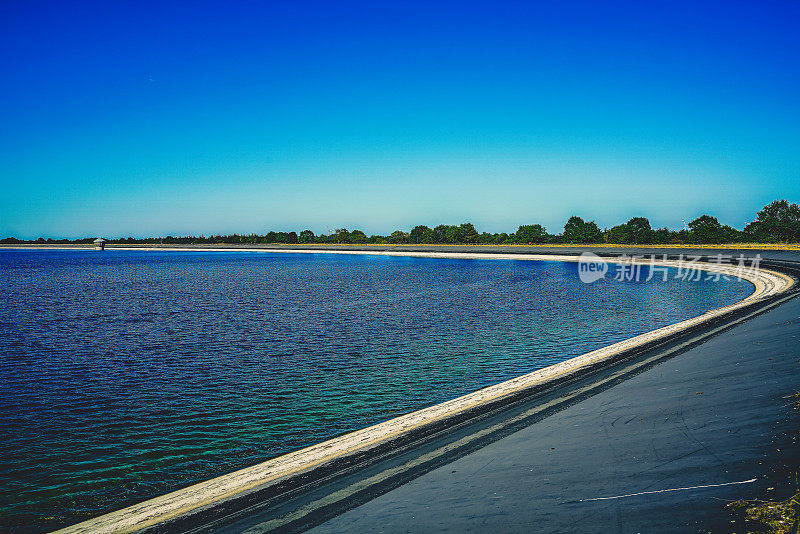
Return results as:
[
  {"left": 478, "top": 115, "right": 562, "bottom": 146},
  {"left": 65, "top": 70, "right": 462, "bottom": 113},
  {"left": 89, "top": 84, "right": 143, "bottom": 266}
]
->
[{"left": 0, "top": 250, "right": 752, "bottom": 532}]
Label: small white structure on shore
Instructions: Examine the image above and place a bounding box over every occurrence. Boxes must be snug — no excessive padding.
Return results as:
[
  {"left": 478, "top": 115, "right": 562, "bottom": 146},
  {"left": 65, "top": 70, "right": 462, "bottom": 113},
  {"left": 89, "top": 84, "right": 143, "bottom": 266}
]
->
[{"left": 94, "top": 238, "right": 107, "bottom": 251}]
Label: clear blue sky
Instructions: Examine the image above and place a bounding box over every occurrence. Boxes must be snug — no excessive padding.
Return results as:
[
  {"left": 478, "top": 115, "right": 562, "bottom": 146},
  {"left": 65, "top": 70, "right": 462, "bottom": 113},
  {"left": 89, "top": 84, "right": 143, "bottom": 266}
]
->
[{"left": 2, "top": 0, "right": 799, "bottom": 238}]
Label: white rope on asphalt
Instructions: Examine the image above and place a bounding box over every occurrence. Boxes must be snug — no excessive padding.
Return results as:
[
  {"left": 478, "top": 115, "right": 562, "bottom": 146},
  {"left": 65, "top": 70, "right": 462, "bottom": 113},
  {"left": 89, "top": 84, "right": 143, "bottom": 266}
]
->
[{"left": 576, "top": 478, "right": 757, "bottom": 502}]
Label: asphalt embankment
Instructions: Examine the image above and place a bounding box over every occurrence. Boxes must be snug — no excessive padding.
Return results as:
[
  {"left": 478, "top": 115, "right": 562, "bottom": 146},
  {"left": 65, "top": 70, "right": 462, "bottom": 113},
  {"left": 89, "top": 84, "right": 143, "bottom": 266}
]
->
[{"left": 305, "top": 286, "right": 800, "bottom": 534}]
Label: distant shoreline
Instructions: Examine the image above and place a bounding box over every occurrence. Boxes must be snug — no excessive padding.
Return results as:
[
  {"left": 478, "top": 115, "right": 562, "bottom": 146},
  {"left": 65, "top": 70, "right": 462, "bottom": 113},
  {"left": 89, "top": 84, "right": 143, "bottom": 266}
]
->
[{"left": 3, "top": 242, "right": 800, "bottom": 251}]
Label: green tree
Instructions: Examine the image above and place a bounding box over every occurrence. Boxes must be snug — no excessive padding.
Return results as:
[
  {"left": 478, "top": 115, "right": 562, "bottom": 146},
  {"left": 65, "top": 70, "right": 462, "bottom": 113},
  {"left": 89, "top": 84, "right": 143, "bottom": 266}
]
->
[
  {"left": 369, "top": 235, "right": 389, "bottom": 244},
  {"left": 744, "top": 199, "right": 800, "bottom": 242},
  {"left": 459, "top": 223, "right": 479, "bottom": 243},
  {"left": 516, "top": 224, "right": 548, "bottom": 244},
  {"left": 334, "top": 228, "right": 349, "bottom": 244},
  {"left": 604, "top": 224, "right": 629, "bottom": 244},
  {"left": 349, "top": 230, "right": 368, "bottom": 243},
  {"left": 389, "top": 230, "right": 408, "bottom": 244},
  {"left": 603, "top": 217, "right": 652, "bottom": 244},
  {"left": 444, "top": 225, "right": 461, "bottom": 243},
  {"left": 651, "top": 227, "right": 673, "bottom": 244},
  {"left": 563, "top": 216, "right": 604, "bottom": 243},
  {"left": 624, "top": 217, "right": 653, "bottom": 244},
  {"left": 476, "top": 232, "right": 495, "bottom": 244},
  {"left": 409, "top": 225, "right": 432, "bottom": 244},
  {"left": 432, "top": 225, "right": 450, "bottom": 243},
  {"left": 299, "top": 230, "right": 315, "bottom": 243},
  {"left": 687, "top": 215, "right": 738, "bottom": 243}
]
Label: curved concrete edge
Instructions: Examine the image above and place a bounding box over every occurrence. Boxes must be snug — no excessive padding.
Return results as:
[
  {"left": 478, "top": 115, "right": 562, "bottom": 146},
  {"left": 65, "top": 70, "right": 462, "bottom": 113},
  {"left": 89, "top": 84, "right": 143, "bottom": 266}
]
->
[{"left": 53, "top": 253, "right": 794, "bottom": 534}]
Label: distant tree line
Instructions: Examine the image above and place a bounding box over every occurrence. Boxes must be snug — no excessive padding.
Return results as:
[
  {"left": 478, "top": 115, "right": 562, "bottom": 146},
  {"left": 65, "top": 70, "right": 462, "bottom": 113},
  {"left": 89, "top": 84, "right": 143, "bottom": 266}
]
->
[{"left": 4, "top": 199, "right": 800, "bottom": 246}]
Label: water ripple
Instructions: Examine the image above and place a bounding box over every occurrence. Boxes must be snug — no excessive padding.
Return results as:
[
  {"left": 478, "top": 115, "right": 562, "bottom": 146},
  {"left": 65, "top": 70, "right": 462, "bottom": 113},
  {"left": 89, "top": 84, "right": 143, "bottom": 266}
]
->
[{"left": 0, "top": 250, "right": 751, "bottom": 532}]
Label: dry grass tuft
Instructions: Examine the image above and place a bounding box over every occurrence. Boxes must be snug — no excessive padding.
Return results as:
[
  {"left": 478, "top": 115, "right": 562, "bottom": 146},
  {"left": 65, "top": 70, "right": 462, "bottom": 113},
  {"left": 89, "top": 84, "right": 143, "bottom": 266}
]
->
[{"left": 728, "top": 492, "right": 800, "bottom": 533}]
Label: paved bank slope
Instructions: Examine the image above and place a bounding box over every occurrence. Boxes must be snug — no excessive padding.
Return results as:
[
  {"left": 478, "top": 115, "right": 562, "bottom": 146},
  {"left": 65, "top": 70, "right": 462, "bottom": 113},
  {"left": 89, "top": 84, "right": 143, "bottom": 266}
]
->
[{"left": 309, "top": 295, "right": 800, "bottom": 533}]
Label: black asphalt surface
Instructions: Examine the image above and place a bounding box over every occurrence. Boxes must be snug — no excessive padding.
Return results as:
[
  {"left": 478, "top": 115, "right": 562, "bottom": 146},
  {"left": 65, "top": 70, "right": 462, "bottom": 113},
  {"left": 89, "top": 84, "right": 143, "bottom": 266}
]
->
[{"left": 306, "top": 295, "right": 800, "bottom": 533}]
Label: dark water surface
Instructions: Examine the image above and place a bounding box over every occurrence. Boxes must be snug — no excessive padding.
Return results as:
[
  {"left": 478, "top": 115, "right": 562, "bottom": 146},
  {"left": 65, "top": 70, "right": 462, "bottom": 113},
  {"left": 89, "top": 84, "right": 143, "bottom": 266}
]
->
[{"left": 0, "top": 250, "right": 751, "bottom": 532}]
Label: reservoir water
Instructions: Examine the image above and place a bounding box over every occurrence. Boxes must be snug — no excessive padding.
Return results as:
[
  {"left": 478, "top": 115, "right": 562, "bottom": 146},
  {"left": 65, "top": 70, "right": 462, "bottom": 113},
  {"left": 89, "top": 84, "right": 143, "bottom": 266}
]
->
[{"left": 0, "top": 249, "right": 752, "bottom": 531}]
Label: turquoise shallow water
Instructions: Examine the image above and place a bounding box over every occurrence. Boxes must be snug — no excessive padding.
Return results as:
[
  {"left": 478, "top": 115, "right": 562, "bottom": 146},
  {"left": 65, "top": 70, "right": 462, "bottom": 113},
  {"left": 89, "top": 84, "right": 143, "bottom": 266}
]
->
[{"left": 0, "top": 250, "right": 752, "bottom": 532}]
